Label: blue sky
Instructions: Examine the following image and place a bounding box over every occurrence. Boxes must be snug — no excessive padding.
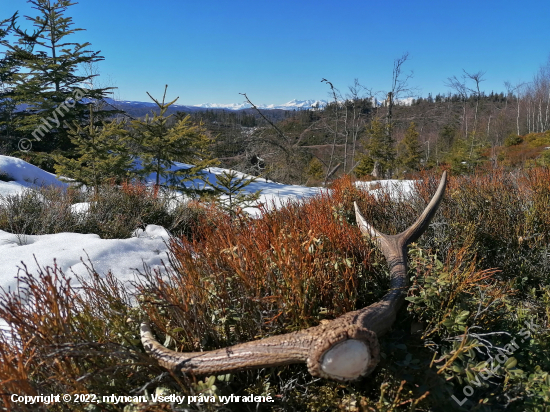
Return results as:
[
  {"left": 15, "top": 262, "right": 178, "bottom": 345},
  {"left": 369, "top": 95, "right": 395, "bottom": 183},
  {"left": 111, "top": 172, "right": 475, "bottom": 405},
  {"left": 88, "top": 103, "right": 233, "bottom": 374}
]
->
[{"left": 5, "top": 0, "right": 550, "bottom": 105}]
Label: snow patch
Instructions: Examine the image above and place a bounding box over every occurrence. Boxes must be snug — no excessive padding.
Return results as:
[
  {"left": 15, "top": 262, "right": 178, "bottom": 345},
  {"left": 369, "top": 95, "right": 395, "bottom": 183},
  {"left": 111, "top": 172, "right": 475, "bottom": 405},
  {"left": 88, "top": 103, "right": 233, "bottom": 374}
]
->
[{"left": 0, "top": 154, "right": 417, "bottom": 298}]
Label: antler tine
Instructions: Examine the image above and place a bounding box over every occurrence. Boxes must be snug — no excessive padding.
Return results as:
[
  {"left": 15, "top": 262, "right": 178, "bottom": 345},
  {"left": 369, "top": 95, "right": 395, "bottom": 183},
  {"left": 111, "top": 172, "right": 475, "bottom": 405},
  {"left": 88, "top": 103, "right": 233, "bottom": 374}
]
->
[
  {"left": 399, "top": 170, "right": 447, "bottom": 245},
  {"left": 354, "top": 171, "right": 447, "bottom": 249},
  {"left": 141, "top": 173, "right": 448, "bottom": 382},
  {"left": 354, "top": 201, "right": 384, "bottom": 240}
]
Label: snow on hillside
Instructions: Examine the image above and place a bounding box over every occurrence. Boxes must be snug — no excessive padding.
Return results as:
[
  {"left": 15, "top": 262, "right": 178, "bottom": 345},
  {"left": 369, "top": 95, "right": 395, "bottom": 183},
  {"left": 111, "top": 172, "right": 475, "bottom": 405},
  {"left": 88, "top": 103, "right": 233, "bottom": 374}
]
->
[
  {"left": 355, "top": 179, "right": 417, "bottom": 199},
  {"left": 0, "top": 156, "right": 67, "bottom": 197},
  {"left": 0, "top": 225, "right": 170, "bottom": 294},
  {"left": 0, "top": 155, "right": 321, "bottom": 295},
  {"left": 0, "top": 155, "right": 415, "bottom": 301},
  {"left": 150, "top": 162, "right": 321, "bottom": 216}
]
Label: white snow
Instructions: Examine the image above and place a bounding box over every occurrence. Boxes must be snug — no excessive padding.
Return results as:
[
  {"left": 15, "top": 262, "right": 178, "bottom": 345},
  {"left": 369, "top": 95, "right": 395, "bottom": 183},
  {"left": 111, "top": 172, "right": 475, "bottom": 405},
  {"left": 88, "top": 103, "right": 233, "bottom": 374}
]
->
[
  {"left": 0, "top": 155, "right": 322, "bottom": 296},
  {"left": 0, "top": 225, "right": 170, "bottom": 293},
  {"left": 192, "top": 99, "right": 328, "bottom": 111},
  {"left": 169, "top": 164, "right": 322, "bottom": 216},
  {"left": 70, "top": 202, "right": 91, "bottom": 215},
  {"left": 355, "top": 179, "right": 417, "bottom": 199},
  {"left": 0, "top": 155, "right": 414, "bottom": 304},
  {"left": 0, "top": 155, "right": 67, "bottom": 197}
]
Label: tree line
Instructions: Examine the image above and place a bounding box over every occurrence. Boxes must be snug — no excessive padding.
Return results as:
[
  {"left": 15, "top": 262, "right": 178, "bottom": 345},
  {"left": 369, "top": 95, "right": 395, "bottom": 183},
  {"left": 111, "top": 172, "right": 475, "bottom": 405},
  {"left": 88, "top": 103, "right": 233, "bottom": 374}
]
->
[{"left": 1, "top": 1, "right": 550, "bottom": 189}]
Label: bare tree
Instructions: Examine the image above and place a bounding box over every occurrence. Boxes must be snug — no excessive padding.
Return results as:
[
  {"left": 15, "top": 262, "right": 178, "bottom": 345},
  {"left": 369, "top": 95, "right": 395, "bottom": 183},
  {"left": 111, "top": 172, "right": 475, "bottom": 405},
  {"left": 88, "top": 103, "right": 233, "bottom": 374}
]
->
[
  {"left": 445, "top": 74, "right": 469, "bottom": 136},
  {"left": 505, "top": 81, "right": 526, "bottom": 136},
  {"left": 345, "top": 79, "right": 372, "bottom": 176},
  {"left": 238, "top": 93, "right": 308, "bottom": 184},
  {"left": 387, "top": 53, "right": 416, "bottom": 130},
  {"left": 463, "top": 70, "right": 486, "bottom": 136},
  {"left": 382, "top": 52, "right": 417, "bottom": 177},
  {"left": 463, "top": 70, "right": 486, "bottom": 158},
  {"left": 321, "top": 78, "right": 341, "bottom": 186}
]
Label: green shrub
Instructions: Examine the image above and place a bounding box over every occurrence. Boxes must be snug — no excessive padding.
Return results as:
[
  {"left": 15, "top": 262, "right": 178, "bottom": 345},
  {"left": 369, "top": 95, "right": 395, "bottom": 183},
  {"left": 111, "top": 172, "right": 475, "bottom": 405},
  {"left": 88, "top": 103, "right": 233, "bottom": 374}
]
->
[
  {"left": 0, "top": 186, "right": 78, "bottom": 236},
  {"left": 524, "top": 131, "right": 550, "bottom": 147},
  {"left": 80, "top": 182, "right": 173, "bottom": 239},
  {"left": 0, "top": 182, "right": 207, "bottom": 240},
  {"left": 504, "top": 134, "right": 523, "bottom": 147}
]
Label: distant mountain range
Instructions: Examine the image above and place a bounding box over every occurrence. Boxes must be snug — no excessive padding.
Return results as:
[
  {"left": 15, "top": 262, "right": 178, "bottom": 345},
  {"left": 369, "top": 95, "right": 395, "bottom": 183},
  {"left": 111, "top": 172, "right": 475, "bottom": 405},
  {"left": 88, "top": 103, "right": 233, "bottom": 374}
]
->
[
  {"left": 15, "top": 96, "right": 415, "bottom": 120},
  {"left": 191, "top": 99, "right": 329, "bottom": 111},
  {"left": 104, "top": 98, "right": 328, "bottom": 113}
]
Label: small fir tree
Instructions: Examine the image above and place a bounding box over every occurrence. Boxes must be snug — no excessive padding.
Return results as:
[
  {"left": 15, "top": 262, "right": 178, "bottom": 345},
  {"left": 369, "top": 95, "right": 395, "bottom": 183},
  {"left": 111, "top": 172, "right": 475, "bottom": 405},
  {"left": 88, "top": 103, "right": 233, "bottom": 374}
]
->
[
  {"left": 210, "top": 170, "right": 261, "bottom": 217},
  {"left": 396, "top": 122, "right": 423, "bottom": 174},
  {"left": 353, "top": 153, "right": 374, "bottom": 179},
  {"left": 445, "top": 134, "right": 486, "bottom": 174},
  {"left": 54, "top": 105, "right": 134, "bottom": 195},
  {"left": 364, "top": 118, "right": 394, "bottom": 178},
  {"left": 130, "top": 86, "right": 217, "bottom": 188},
  {"left": 306, "top": 157, "right": 324, "bottom": 180}
]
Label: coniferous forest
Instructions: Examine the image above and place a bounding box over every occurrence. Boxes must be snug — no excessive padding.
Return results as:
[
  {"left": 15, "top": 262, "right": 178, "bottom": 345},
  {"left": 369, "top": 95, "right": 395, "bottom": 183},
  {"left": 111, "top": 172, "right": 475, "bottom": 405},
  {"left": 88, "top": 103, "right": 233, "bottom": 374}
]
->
[{"left": 1, "top": 1, "right": 550, "bottom": 411}]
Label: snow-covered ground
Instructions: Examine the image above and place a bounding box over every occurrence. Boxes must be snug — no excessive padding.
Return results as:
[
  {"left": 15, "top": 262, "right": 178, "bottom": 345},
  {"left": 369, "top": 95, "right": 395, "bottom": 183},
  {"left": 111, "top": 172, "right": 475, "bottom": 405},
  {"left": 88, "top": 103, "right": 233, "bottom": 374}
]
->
[
  {"left": 0, "top": 155, "right": 415, "bottom": 297},
  {"left": 0, "top": 155, "right": 66, "bottom": 197},
  {"left": 355, "top": 179, "right": 417, "bottom": 199},
  {"left": 0, "top": 225, "right": 170, "bottom": 293},
  {"left": 0, "top": 155, "right": 321, "bottom": 294}
]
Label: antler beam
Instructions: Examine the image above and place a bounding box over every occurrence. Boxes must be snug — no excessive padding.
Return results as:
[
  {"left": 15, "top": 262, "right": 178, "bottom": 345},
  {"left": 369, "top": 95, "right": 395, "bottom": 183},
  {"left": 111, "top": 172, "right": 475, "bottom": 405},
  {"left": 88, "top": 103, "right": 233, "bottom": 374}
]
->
[{"left": 141, "top": 172, "right": 447, "bottom": 381}]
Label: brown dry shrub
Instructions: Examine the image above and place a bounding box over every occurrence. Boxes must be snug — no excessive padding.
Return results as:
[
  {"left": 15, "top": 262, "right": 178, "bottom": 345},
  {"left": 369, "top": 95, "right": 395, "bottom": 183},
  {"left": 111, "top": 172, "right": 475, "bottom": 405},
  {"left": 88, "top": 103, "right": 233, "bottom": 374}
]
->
[
  {"left": 0, "top": 262, "right": 160, "bottom": 411},
  {"left": 2, "top": 170, "right": 548, "bottom": 410},
  {"left": 138, "top": 178, "right": 388, "bottom": 352}
]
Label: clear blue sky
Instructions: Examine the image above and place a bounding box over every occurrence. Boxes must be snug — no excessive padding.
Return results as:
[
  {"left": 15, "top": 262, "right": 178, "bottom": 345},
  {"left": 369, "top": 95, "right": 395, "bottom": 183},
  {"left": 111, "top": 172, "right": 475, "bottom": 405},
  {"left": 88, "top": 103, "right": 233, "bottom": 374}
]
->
[{"left": 5, "top": 0, "right": 550, "bottom": 105}]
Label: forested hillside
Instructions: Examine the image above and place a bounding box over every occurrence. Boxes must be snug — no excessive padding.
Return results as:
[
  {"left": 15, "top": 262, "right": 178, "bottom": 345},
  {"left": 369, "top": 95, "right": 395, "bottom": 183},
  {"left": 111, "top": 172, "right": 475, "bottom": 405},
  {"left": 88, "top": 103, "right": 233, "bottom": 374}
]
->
[{"left": 181, "top": 76, "right": 550, "bottom": 186}]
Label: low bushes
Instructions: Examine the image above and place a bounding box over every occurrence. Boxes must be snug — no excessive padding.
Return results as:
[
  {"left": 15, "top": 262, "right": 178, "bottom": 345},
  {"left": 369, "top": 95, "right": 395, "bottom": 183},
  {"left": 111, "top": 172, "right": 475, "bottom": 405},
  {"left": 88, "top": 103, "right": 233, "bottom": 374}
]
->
[
  {"left": 1, "top": 169, "right": 550, "bottom": 410},
  {"left": 0, "top": 181, "right": 207, "bottom": 240}
]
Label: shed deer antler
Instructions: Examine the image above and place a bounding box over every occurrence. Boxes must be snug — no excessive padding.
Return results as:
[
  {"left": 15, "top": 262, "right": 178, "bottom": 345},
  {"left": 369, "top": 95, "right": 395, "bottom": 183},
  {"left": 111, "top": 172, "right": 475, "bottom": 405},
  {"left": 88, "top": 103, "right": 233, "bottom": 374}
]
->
[{"left": 141, "top": 172, "right": 447, "bottom": 382}]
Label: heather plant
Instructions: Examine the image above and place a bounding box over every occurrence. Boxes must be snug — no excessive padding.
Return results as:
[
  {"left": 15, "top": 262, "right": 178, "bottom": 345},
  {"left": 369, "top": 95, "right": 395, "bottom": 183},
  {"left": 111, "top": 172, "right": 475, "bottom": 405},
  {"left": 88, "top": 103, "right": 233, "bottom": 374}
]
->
[
  {"left": 1, "top": 169, "right": 550, "bottom": 411},
  {"left": 0, "top": 181, "right": 207, "bottom": 240},
  {"left": 0, "top": 186, "right": 79, "bottom": 236},
  {"left": 79, "top": 181, "right": 173, "bottom": 239},
  {"left": 0, "top": 262, "right": 163, "bottom": 411}
]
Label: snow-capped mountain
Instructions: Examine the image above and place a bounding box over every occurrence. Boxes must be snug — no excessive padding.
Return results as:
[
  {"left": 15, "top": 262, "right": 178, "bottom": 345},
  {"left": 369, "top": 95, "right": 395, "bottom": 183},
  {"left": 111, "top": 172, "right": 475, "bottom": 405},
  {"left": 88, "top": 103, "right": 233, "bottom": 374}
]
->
[
  {"left": 190, "top": 99, "right": 328, "bottom": 111},
  {"left": 395, "top": 97, "right": 414, "bottom": 106},
  {"left": 100, "top": 98, "right": 328, "bottom": 117}
]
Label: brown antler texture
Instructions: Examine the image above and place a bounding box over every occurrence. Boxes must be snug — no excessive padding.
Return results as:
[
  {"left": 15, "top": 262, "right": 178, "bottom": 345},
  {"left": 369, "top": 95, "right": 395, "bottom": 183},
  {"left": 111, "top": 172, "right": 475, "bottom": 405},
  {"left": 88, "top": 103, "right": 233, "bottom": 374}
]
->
[{"left": 141, "top": 172, "right": 447, "bottom": 382}]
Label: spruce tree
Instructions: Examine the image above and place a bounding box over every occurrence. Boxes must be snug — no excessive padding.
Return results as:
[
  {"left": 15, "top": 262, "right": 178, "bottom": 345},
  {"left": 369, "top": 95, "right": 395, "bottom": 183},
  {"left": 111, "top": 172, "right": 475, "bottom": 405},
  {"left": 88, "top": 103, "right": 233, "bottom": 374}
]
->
[
  {"left": 54, "top": 105, "right": 134, "bottom": 195},
  {"left": 0, "top": 14, "right": 19, "bottom": 152},
  {"left": 5, "top": 0, "right": 114, "bottom": 155},
  {"left": 365, "top": 118, "right": 394, "bottom": 178},
  {"left": 446, "top": 135, "right": 486, "bottom": 174},
  {"left": 396, "top": 122, "right": 423, "bottom": 174},
  {"left": 130, "top": 86, "right": 217, "bottom": 188},
  {"left": 305, "top": 157, "right": 324, "bottom": 180},
  {"left": 353, "top": 153, "right": 374, "bottom": 179},
  {"left": 210, "top": 170, "right": 261, "bottom": 218}
]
